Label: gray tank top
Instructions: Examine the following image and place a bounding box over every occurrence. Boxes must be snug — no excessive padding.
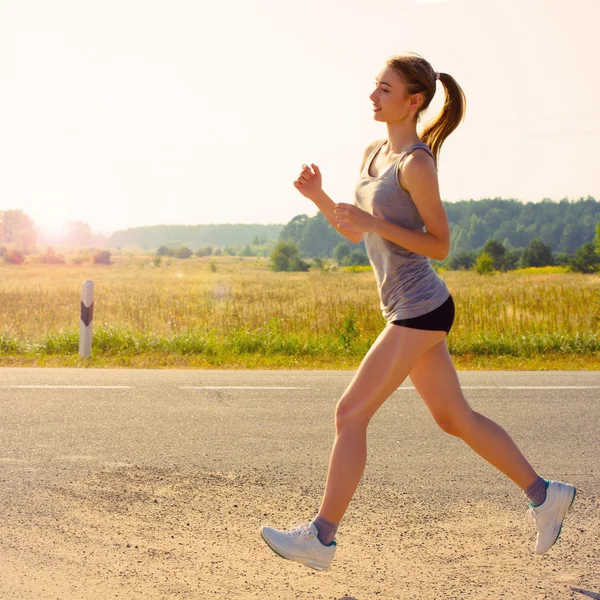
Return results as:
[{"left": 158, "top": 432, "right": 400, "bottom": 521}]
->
[{"left": 354, "top": 139, "right": 450, "bottom": 322}]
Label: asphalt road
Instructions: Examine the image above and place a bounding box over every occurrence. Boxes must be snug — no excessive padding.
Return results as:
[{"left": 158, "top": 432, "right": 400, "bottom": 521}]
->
[
  {"left": 1, "top": 368, "right": 599, "bottom": 599},
  {"left": 1, "top": 368, "right": 599, "bottom": 485}
]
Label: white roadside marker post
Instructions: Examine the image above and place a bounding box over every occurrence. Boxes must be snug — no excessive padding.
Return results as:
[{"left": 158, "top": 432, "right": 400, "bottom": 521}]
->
[{"left": 79, "top": 280, "right": 94, "bottom": 358}]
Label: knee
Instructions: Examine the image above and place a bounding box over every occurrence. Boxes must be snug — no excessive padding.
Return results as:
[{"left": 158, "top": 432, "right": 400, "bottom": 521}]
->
[
  {"left": 335, "top": 397, "right": 370, "bottom": 432},
  {"left": 434, "top": 409, "right": 476, "bottom": 437}
]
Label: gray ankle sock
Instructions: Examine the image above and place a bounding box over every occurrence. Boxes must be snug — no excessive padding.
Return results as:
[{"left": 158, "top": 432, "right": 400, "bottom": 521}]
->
[
  {"left": 312, "top": 515, "right": 338, "bottom": 546},
  {"left": 524, "top": 476, "right": 549, "bottom": 507}
]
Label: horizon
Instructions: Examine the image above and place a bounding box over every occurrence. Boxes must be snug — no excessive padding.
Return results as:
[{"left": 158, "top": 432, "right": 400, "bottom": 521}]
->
[{"left": 10, "top": 193, "right": 600, "bottom": 237}]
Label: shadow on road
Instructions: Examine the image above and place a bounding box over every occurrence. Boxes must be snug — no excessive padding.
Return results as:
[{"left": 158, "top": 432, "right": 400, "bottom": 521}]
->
[{"left": 572, "top": 589, "right": 600, "bottom": 600}]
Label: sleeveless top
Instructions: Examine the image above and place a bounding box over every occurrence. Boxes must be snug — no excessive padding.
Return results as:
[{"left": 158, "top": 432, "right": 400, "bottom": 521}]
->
[{"left": 354, "top": 139, "right": 450, "bottom": 322}]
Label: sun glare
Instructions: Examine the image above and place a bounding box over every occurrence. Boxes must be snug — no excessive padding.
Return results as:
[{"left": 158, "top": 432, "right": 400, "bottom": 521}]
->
[{"left": 40, "top": 221, "right": 67, "bottom": 237}]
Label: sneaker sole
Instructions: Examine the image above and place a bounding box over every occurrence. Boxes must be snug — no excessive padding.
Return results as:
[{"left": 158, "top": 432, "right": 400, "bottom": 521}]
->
[{"left": 259, "top": 530, "right": 327, "bottom": 571}]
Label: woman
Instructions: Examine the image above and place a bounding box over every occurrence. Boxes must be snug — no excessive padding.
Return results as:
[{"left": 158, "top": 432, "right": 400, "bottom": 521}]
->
[{"left": 260, "top": 52, "right": 576, "bottom": 571}]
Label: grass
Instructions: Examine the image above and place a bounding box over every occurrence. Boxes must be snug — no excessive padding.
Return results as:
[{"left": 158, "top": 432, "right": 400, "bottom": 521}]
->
[{"left": 0, "top": 256, "right": 598, "bottom": 369}]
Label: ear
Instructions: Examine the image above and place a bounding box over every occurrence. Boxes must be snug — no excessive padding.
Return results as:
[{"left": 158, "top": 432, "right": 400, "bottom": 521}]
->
[{"left": 408, "top": 93, "right": 424, "bottom": 112}]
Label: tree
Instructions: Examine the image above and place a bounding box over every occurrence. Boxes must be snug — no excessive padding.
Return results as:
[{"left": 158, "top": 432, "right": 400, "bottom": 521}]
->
[
  {"left": 0, "top": 210, "right": 36, "bottom": 246},
  {"left": 555, "top": 251, "right": 571, "bottom": 267},
  {"left": 175, "top": 246, "right": 193, "bottom": 259},
  {"left": 520, "top": 238, "right": 555, "bottom": 268},
  {"left": 560, "top": 223, "right": 583, "bottom": 254},
  {"left": 447, "top": 250, "right": 477, "bottom": 270},
  {"left": 333, "top": 242, "right": 352, "bottom": 264},
  {"left": 467, "top": 214, "right": 488, "bottom": 248},
  {"left": 270, "top": 241, "right": 309, "bottom": 272},
  {"left": 482, "top": 239, "right": 508, "bottom": 271},
  {"left": 568, "top": 242, "right": 599, "bottom": 273},
  {"left": 279, "top": 214, "right": 309, "bottom": 243},
  {"left": 595, "top": 221, "right": 600, "bottom": 254},
  {"left": 298, "top": 213, "right": 335, "bottom": 258},
  {"left": 483, "top": 207, "right": 504, "bottom": 232},
  {"left": 451, "top": 228, "right": 470, "bottom": 254},
  {"left": 65, "top": 221, "right": 92, "bottom": 247},
  {"left": 156, "top": 246, "right": 169, "bottom": 256},
  {"left": 505, "top": 248, "right": 523, "bottom": 270},
  {"left": 344, "top": 250, "right": 370, "bottom": 266},
  {"left": 195, "top": 246, "right": 213, "bottom": 257}
]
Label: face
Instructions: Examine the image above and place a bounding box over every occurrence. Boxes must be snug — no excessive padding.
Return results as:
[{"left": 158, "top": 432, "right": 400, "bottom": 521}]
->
[{"left": 369, "top": 66, "right": 422, "bottom": 123}]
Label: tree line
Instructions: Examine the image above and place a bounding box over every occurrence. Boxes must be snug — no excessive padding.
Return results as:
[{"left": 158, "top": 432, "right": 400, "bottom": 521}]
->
[
  {"left": 270, "top": 197, "right": 600, "bottom": 273},
  {"left": 2, "top": 197, "right": 599, "bottom": 272}
]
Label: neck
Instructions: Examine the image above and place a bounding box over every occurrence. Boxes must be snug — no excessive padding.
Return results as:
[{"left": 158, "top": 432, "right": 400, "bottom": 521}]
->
[{"left": 384, "top": 120, "right": 421, "bottom": 154}]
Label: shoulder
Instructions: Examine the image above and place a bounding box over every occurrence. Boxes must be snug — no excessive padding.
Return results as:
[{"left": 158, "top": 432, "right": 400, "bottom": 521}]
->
[
  {"left": 398, "top": 147, "right": 438, "bottom": 192},
  {"left": 359, "top": 139, "right": 384, "bottom": 172}
]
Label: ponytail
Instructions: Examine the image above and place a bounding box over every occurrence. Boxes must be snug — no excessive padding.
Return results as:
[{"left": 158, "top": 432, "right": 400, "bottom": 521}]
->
[{"left": 419, "top": 72, "right": 466, "bottom": 165}]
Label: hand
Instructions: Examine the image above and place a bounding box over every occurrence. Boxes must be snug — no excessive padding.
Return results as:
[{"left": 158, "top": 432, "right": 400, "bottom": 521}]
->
[
  {"left": 293, "top": 163, "right": 322, "bottom": 200},
  {"left": 334, "top": 203, "right": 376, "bottom": 234}
]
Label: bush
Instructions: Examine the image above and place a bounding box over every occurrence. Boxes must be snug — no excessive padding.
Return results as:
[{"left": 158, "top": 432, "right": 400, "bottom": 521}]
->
[
  {"left": 345, "top": 250, "right": 370, "bottom": 266},
  {"left": 555, "top": 251, "right": 572, "bottom": 267},
  {"left": 270, "top": 241, "right": 309, "bottom": 272},
  {"left": 447, "top": 250, "right": 477, "bottom": 270},
  {"left": 520, "top": 238, "right": 555, "bottom": 268},
  {"left": 209, "top": 260, "right": 217, "bottom": 272},
  {"left": 568, "top": 242, "right": 599, "bottom": 274},
  {"left": 175, "top": 246, "right": 193, "bottom": 259},
  {"left": 333, "top": 242, "right": 352, "bottom": 264},
  {"left": 156, "top": 246, "right": 170, "bottom": 256},
  {"left": 4, "top": 249, "right": 25, "bottom": 264},
  {"left": 92, "top": 250, "right": 112, "bottom": 265},
  {"left": 152, "top": 256, "right": 162, "bottom": 267},
  {"left": 474, "top": 252, "right": 494, "bottom": 274},
  {"left": 40, "top": 247, "right": 66, "bottom": 264},
  {"left": 482, "top": 239, "right": 509, "bottom": 271},
  {"left": 195, "top": 246, "right": 213, "bottom": 257}
]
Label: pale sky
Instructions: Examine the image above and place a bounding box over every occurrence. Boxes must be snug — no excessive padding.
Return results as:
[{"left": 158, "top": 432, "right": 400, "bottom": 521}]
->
[{"left": 1, "top": 0, "right": 598, "bottom": 235}]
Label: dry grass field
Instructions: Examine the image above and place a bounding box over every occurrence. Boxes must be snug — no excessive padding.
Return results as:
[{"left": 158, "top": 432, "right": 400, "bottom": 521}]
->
[{"left": 0, "top": 255, "right": 598, "bottom": 369}]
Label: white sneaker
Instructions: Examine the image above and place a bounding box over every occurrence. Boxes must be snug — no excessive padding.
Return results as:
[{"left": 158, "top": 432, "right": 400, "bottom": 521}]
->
[
  {"left": 260, "top": 520, "right": 337, "bottom": 571},
  {"left": 529, "top": 479, "right": 576, "bottom": 554}
]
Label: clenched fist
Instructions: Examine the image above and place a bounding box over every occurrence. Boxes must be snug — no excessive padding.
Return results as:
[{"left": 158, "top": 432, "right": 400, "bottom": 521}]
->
[{"left": 293, "top": 163, "right": 322, "bottom": 200}]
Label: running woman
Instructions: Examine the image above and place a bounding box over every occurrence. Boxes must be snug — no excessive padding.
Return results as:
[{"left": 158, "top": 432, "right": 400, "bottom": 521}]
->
[{"left": 260, "top": 52, "right": 576, "bottom": 571}]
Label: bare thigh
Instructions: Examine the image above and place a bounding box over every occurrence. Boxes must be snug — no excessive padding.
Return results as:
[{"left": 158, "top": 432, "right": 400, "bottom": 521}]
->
[
  {"left": 408, "top": 337, "right": 474, "bottom": 432},
  {"left": 337, "top": 324, "right": 447, "bottom": 426}
]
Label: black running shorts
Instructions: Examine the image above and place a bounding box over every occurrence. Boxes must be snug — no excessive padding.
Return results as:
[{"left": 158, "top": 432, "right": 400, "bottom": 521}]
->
[{"left": 391, "top": 294, "right": 455, "bottom": 334}]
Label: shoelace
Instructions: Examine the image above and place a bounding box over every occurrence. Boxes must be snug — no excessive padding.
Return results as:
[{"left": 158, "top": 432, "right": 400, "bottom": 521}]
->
[
  {"left": 284, "top": 521, "right": 314, "bottom": 538},
  {"left": 528, "top": 505, "right": 538, "bottom": 525}
]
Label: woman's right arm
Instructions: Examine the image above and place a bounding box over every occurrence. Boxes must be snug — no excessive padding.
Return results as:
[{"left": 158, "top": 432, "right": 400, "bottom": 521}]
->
[{"left": 293, "top": 142, "right": 379, "bottom": 245}]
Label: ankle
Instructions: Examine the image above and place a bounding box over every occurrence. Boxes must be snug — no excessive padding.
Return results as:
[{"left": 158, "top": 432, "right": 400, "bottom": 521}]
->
[
  {"left": 313, "top": 515, "right": 338, "bottom": 546},
  {"left": 524, "top": 476, "right": 548, "bottom": 507}
]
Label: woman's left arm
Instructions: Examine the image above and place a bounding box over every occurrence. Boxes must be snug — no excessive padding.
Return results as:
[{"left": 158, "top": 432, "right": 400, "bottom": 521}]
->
[
  {"left": 334, "top": 152, "right": 451, "bottom": 261},
  {"left": 374, "top": 152, "right": 450, "bottom": 260}
]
